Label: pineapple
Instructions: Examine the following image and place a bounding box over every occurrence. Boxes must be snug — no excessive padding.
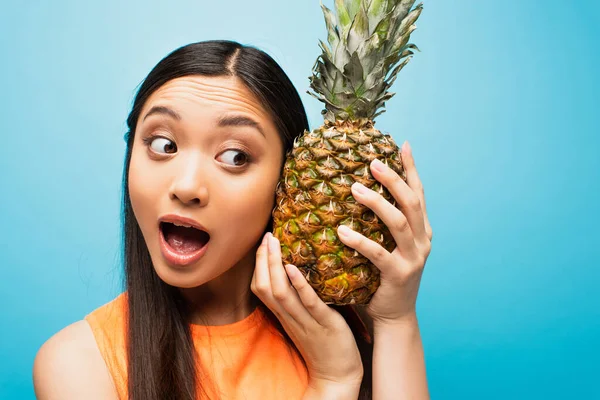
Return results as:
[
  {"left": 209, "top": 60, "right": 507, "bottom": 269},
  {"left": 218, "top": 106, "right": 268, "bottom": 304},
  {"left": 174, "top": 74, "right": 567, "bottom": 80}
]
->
[{"left": 272, "top": 0, "right": 423, "bottom": 305}]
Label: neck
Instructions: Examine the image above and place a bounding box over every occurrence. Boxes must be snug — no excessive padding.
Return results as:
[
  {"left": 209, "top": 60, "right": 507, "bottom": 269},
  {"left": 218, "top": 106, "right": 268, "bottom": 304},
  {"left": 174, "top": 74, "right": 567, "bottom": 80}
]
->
[{"left": 179, "top": 245, "right": 260, "bottom": 326}]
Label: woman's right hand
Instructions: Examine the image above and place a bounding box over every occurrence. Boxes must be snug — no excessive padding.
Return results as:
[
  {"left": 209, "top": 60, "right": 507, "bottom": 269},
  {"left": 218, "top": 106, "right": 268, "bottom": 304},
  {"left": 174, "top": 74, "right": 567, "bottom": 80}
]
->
[{"left": 251, "top": 232, "right": 364, "bottom": 397}]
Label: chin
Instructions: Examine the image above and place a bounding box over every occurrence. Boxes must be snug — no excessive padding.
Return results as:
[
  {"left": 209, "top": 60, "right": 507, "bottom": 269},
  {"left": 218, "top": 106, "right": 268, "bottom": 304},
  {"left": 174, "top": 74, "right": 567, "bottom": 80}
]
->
[{"left": 149, "top": 260, "right": 209, "bottom": 289}]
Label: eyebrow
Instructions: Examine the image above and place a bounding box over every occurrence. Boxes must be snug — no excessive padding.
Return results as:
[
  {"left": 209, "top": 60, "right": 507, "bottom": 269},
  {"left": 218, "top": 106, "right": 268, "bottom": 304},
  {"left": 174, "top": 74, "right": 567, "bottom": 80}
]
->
[
  {"left": 142, "top": 106, "right": 265, "bottom": 138},
  {"left": 143, "top": 106, "right": 181, "bottom": 121},
  {"left": 218, "top": 115, "right": 266, "bottom": 138}
]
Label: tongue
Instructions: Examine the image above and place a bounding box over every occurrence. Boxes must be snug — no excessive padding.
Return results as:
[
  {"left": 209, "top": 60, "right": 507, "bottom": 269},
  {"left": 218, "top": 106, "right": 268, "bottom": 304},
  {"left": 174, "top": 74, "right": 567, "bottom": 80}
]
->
[{"left": 164, "top": 225, "right": 208, "bottom": 253}]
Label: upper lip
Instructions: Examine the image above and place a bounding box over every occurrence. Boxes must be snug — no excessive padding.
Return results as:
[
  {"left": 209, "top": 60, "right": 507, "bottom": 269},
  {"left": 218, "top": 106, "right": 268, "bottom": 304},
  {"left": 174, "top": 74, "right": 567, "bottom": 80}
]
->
[{"left": 159, "top": 214, "right": 209, "bottom": 233}]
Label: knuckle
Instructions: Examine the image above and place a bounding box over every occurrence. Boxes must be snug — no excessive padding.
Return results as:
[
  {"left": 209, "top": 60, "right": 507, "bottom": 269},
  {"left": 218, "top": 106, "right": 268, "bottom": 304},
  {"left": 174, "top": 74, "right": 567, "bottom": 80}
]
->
[
  {"left": 303, "top": 299, "right": 319, "bottom": 310},
  {"left": 395, "top": 216, "right": 410, "bottom": 233},
  {"left": 272, "top": 289, "right": 287, "bottom": 302},
  {"left": 372, "top": 245, "right": 389, "bottom": 262},
  {"left": 250, "top": 286, "right": 262, "bottom": 298},
  {"left": 407, "top": 196, "right": 421, "bottom": 211},
  {"left": 253, "top": 283, "right": 270, "bottom": 295},
  {"left": 423, "top": 241, "right": 432, "bottom": 256}
]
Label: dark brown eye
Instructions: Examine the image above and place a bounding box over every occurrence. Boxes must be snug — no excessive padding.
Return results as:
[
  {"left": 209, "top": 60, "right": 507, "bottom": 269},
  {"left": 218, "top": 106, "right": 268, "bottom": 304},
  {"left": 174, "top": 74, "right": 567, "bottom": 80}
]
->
[
  {"left": 219, "top": 149, "right": 249, "bottom": 166},
  {"left": 148, "top": 137, "right": 177, "bottom": 154}
]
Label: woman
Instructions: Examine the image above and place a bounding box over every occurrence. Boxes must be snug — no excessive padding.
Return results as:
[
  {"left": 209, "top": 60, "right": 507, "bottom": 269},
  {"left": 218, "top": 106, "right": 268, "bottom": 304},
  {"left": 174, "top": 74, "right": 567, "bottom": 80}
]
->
[{"left": 33, "top": 40, "right": 432, "bottom": 400}]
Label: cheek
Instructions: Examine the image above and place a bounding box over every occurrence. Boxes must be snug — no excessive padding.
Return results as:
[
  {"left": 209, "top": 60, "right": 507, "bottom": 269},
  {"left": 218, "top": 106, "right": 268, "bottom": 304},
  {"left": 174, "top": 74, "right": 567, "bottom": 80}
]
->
[
  {"left": 127, "top": 151, "right": 159, "bottom": 230},
  {"left": 217, "top": 174, "right": 279, "bottom": 233}
]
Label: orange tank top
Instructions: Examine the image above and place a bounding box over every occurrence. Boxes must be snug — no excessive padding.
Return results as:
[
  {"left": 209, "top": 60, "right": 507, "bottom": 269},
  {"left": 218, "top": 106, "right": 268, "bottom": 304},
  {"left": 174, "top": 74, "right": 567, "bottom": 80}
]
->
[{"left": 85, "top": 293, "right": 309, "bottom": 400}]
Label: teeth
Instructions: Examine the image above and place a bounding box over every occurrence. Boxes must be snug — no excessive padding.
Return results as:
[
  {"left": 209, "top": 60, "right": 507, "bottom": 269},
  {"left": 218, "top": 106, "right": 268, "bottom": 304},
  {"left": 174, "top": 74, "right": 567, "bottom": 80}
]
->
[{"left": 173, "top": 222, "right": 194, "bottom": 228}]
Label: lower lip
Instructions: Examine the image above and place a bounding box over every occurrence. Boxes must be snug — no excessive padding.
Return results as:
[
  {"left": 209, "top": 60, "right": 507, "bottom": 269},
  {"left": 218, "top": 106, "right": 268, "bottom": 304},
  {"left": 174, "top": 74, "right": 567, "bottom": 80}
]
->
[{"left": 159, "top": 228, "right": 209, "bottom": 267}]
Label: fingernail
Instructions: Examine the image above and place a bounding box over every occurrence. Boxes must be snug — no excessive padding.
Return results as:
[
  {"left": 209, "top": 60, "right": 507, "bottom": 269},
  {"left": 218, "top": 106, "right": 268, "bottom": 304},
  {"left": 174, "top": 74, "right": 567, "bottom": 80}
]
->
[
  {"left": 403, "top": 141, "right": 412, "bottom": 156},
  {"left": 262, "top": 233, "right": 269, "bottom": 246},
  {"left": 285, "top": 264, "right": 297, "bottom": 278},
  {"left": 268, "top": 234, "right": 278, "bottom": 252},
  {"left": 352, "top": 182, "right": 368, "bottom": 195},
  {"left": 371, "top": 158, "right": 385, "bottom": 172},
  {"left": 338, "top": 225, "right": 352, "bottom": 236}
]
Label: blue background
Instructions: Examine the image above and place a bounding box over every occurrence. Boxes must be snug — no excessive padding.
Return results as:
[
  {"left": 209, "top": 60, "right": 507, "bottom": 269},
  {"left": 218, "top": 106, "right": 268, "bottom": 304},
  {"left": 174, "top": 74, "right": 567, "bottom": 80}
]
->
[{"left": 1, "top": 1, "right": 599, "bottom": 399}]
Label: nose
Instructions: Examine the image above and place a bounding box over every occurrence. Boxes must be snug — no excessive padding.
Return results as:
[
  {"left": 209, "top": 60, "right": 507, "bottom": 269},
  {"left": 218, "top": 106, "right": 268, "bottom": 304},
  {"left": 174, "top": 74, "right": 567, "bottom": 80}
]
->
[{"left": 169, "top": 157, "right": 209, "bottom": 207}]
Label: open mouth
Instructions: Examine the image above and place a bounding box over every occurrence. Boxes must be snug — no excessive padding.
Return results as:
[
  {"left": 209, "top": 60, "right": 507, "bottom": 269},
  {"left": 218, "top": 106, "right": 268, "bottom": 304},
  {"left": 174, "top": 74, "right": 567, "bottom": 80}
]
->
[{"left": 160, "top": 222, "right": 211, "bottom": 255}]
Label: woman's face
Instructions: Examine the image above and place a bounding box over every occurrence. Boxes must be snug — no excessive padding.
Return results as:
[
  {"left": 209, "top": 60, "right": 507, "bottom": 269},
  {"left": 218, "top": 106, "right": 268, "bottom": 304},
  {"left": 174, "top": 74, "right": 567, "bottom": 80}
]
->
[{"left": 128, "top": 75, "right": 284, "bottom": 289}]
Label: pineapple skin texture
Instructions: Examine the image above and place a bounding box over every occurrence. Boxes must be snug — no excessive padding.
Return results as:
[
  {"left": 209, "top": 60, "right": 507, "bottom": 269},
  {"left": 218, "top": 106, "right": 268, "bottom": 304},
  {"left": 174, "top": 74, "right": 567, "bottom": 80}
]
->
[{"left": 272, "top": 119, "right": 407, "bottom": 305}]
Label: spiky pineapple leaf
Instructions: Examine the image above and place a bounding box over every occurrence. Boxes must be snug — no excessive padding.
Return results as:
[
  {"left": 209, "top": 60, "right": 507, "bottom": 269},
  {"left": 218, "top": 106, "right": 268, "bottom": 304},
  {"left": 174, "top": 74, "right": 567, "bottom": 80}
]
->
[
  {"left": 335, "top": 0, "right": 352, "bottom": 43},
  {"left": 385, "top": 56, "right": 411, "bottom": 87},
  {"left": 310, "top": 0, "right": 424, "bottom": 122},
  {"left": 344, "top": 51, "right": 364, "bottom": 82},
  {"left": 367, "top": 0, "right": 389, "bottom": 36},
  {"left": 373, "top": 91, "right": 394, "bottom": 105},
  {"left": 357, "top": 32, "right": 382, "bottom": 71},
  {"left": 386, "top": 2, "right": 420, "bottom": 50},
  {"left": 372, "top": 10, "right": 392, "bottom": 41},
  {"left": 333, "top": 40, "right": 351, "bottom": 70},
  {"left": 395, "top": 4, "right": 422, "bottom": 41},
  {"left": 318, "top": 39, "right": 334, "bottom": 62},
  {"left": 372, "top": 108, "right": 388, "bottom": 119},
  {"left": 344, "top": 0, "right": 362, "bottom": 20},
  {"left": 334, "top": 0, "right": 351, "bottom": 25},
  {"left": 400, "top": 49, "right": 414, "bottom": 58},
  {"left": 363, "top": 59, "right": 385, "bottom": 90},
  {"left": 368, "top": 0, "right": 388, "bottom": 19},
  {"left": 346, "top": 4, "right": 369, "bottom": 54},
  {"left": 321, "top": 4, "right": 340, "bottom": 47},
  {"left": 396, "top": 0, "right": 417, "bottom": 22}
]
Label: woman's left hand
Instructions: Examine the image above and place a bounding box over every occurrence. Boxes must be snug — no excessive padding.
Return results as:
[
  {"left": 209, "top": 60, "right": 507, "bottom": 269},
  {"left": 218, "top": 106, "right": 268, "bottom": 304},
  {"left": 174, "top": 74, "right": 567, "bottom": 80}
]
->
[{"left": 337, "top": 141, "right": 433, "bottom": 325}]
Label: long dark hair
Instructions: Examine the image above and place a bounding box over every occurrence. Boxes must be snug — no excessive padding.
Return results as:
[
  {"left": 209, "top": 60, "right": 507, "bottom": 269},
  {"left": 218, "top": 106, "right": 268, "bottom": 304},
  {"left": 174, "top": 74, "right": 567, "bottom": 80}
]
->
[{"left": 121, "top": 40, "right": 373, "bottom": 399}]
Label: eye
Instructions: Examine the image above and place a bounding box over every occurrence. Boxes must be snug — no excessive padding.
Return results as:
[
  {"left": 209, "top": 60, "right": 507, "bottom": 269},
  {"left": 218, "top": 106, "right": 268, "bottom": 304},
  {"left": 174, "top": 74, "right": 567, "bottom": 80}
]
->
[
  {"left": 218, "top": 149, "right": 250, "bottom": 167},
  {"left": 143, "top": 136, "right": 177, "bottom": 154}
]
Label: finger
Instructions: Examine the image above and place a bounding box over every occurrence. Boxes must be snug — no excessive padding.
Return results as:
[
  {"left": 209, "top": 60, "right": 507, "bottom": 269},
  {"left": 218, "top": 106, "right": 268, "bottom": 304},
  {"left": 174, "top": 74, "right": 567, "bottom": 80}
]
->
[
  {"left": 267, "top": 234, "right": 315, "bottom": 326},
  {"left": 350, "top": 181, "right": 419, "bottom": 260},
  {"left": 402, "top": 141, "right": 433, "bottom": 242},
  {"left": 336, "top": 225, "right": 397, "bottom": 277},
  {"left": 369, "top": 151, "right": 428, "bottom": 245},
  {"left": 251, "top": 233, "right": 269, "bottom": 292},
  {"left": 284, "top": 263, "right": 335, "bottom": 325},
  {"left": 252, "top": 233, "right": 287, "bottom": 317}
]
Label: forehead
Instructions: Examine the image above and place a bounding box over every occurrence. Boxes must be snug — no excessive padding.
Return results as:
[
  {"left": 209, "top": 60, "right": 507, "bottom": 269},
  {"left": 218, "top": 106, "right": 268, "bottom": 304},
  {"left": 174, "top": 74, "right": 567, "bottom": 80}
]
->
[{"left": 139, "top": 75, "right": 272, "bottom": 124}]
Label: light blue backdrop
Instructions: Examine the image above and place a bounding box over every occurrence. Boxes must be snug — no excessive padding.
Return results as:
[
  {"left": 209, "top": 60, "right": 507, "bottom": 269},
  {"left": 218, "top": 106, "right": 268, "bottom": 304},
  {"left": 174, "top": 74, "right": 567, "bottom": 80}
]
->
[{"left": 1, "top": 1, "right": 598, "bottom": 399}]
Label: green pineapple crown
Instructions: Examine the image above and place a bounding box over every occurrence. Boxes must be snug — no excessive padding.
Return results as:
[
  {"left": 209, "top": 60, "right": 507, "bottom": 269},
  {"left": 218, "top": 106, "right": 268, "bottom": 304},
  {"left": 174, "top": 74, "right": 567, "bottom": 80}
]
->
[{"left": 309, "top": 0, "right": 423, "bottom": 123}]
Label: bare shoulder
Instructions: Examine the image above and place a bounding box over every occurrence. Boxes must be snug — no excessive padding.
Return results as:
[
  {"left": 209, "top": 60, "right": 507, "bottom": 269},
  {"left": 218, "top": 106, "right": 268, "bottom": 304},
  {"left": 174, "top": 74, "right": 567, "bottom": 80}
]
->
[{"left": 33, "top": 320, "right": 119, "bottom": 400}]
